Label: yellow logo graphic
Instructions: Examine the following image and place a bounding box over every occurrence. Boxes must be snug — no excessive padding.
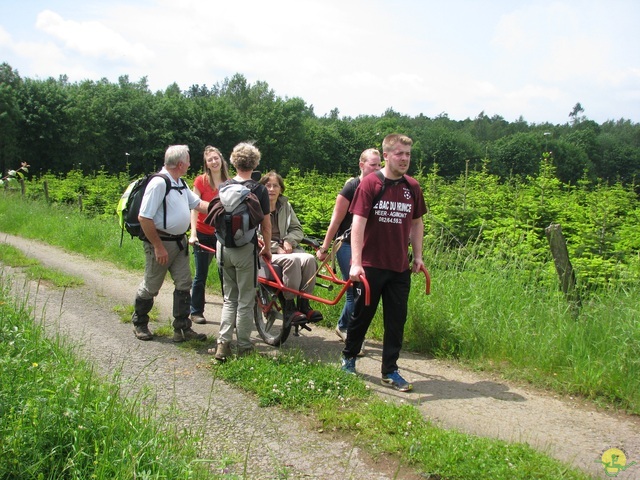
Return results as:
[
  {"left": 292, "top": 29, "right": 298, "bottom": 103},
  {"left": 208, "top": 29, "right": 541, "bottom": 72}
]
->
[{"left": 596, "top": 448, "right": 637, "bottom": 477}]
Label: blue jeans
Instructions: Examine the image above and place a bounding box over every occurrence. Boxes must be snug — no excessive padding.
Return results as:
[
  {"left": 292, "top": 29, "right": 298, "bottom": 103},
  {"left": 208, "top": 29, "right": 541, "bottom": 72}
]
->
[
  {"left": 190, "top": 231, "right": 218, "bottom": 316},
  {"left": 336, "top": 242, "right": 353, "bottom": 330}
]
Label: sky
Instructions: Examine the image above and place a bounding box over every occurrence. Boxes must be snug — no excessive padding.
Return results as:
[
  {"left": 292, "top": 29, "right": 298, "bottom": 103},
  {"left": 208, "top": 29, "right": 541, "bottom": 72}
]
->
[{"left": 1, "top": 0, "right": 639, "bottom": 125}]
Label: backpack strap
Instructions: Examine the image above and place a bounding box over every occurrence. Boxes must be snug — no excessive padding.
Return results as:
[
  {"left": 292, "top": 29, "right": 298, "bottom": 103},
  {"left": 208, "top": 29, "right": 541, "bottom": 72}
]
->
[
  {"left": 155, "top": 174, "right": 171, "bottom": 231},
  {"left": 153, "top": 173, "right": 186, "bottom": 230},
  {"left": 371, "top": 170, "right": 387, "bottom": 208},
  {"left": 371, "top": 170, "right": 414, "bottom": 208},
  {"left": 238, "top": 178, "right": 260, "bottom": 192}
]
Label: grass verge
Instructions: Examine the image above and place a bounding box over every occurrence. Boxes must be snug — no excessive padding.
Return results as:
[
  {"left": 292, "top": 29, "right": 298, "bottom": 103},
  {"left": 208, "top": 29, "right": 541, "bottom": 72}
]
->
[
  {"left": 215, "top": 350, "right": 590, "bottom": 479},
  {"left": 0, "top": 275, "right": 229, "bottom": 479},
  {"left": 0, "top": 243, "right": 84, "bottom": 288}
]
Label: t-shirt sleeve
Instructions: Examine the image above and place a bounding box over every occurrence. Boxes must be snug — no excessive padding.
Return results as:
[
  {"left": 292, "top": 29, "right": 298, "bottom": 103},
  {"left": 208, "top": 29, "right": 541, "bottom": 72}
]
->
[
  {"left": 256, "top": 184, "right": 270, "bottom": 214},
  {"left": 138, "top": 177, "right": 167, "bottom": 219},
  {"left": 349, "top": 176, "right": 378, "bottom": 217},
  {"left": 409, "top": 180, "right": 428, "bottom": 218},
  {"left": 188, "top": 186, "right": 201, "bottom": 209},
  {"left": 339, "top": 179, "right": 357, "bottom": 202}
]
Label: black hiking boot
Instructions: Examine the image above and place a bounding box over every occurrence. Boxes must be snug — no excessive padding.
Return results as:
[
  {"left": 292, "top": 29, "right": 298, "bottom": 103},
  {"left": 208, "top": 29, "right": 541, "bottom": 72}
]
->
[
  {"left": 133, "top": 324, "right": 153, "bottom": 341},
  {"left": 298, "top": 297, "right": 323, "bottom": 323},
  {"left": 173, "top": 328, "right": 207, "bottom": 343},
  {"left": 284, "top": 299, "right": 306, "bottom": 326}
]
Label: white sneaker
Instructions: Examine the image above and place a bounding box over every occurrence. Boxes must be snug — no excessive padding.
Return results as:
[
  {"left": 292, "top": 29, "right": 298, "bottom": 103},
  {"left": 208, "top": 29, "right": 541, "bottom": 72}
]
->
[{"left": 335, "top": 327, "right": 347, "bottom": 343}]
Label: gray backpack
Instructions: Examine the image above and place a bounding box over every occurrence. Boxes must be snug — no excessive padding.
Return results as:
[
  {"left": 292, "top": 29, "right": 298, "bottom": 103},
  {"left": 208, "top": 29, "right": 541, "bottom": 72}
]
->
[{"left": 205, "top": 179, "right": 264, "bottom": 248}]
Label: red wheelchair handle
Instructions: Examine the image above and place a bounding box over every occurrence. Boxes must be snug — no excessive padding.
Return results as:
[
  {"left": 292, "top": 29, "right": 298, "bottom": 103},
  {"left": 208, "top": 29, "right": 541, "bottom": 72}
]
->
[
  {"left": 357, "top": 274, "right": 371, "bottom": 306},
  {"left": 193, "top": 241, "right": 216, "bottom": 254},
  {"left": 420, "top": 265, "right": 431, "bottom": 295}
]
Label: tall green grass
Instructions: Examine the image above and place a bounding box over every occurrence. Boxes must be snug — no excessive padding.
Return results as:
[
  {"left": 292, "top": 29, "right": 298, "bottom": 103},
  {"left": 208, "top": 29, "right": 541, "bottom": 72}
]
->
[
  {"left": 408, "top": 245, "right": 640, "bottom": 412},
  {"left": 0, "top": 277, "right": 222, "bottom": 479},
  {"left": 0, "top": 193, "right": 637, "bottom": 414}
]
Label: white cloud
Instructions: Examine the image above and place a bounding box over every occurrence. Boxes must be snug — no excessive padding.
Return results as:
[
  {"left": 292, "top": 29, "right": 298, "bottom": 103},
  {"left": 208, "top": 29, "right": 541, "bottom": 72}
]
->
[
  {"left": 0, "top": 25, "right": 11, "bottom": 46},
  {"left": 35, "top": 9, "right": 154, "bottom": 64},
  {"left": 2, "top": 34, "right": 67, "bottom": 79},
  {"left": 492, "top": 11, "right": 534, "bottom": 53}
]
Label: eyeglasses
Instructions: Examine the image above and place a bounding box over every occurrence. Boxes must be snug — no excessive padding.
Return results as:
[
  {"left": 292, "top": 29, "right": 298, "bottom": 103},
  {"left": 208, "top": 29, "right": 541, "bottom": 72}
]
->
[{"left": 265, "top": 183, "right": 281, "bottom": 189}]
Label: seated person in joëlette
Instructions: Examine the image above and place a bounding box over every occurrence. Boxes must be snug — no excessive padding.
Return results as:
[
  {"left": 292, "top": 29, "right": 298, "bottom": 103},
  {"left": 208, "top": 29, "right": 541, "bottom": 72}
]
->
[{"left": 259, "top": 171, "right": 323, "bottom": 325}]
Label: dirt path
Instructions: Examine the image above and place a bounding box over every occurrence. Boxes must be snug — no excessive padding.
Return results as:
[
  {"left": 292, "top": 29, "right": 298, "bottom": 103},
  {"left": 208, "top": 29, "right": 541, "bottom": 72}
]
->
[{"left": 2, "top": 233, "right": 639, "bottom": 479}]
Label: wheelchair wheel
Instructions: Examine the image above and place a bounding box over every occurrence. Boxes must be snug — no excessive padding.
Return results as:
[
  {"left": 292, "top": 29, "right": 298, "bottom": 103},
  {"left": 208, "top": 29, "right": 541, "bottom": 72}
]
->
[{"left": 254, "top": 284, "right": 291, "bottom": 347}]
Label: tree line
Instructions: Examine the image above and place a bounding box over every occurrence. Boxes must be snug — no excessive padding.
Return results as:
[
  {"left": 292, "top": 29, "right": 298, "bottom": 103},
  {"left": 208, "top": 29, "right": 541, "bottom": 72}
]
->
[{"left": 1, "top": 62, "right": 639, "bottom": 187}]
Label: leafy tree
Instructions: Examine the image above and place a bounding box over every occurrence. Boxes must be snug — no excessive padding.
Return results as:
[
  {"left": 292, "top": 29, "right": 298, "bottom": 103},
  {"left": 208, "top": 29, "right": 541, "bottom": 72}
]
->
[
  {"left": 2, "top": 62, "right": 640, "bottom": 188},
  {"left": 212, "top": 75, "right": 314, "bottom": 174},
  {"left": 184, "top": 83, "right": 211, "bottom": 98},
  {"left": 423, "top": 128, "right": 481, "bottom": 179},
  {"left": 465, "top": 111, "right": 512, "bottom": 142},
  {"left": 188, "top": 95, "right": 242, "bottom": 165},
  {"left": 488, "top": 132, "right": 543, "bottom": 179},
  {"left": 16, "top": 76, "right": 72, "bottom": 174},
  {"left": 548, "top": 140, "right": 593, "bottom": 184},
  {"left": 65, "top": 76, "right": 154, "bottom": 175},
  {"left": 593, "top": 133, "right": 640, "bottom": 183},
  {"left": 0, "top": 63, "right": 24, "bottom": 176}
]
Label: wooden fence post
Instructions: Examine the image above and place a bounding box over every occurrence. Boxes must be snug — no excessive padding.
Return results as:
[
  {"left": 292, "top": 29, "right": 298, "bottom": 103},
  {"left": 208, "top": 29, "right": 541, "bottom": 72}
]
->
[
  {"left": 43, "top": 180, "right": 50, "bottom": 203},
  {"left": 545, "top": 223, "right": 581, "bottom": 307}
]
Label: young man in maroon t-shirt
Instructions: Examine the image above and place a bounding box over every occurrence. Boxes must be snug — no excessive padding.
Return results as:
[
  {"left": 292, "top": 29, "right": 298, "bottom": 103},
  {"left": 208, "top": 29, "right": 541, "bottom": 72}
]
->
[{"left": 342, "top": 134, "right": 428, "bottom": 392}]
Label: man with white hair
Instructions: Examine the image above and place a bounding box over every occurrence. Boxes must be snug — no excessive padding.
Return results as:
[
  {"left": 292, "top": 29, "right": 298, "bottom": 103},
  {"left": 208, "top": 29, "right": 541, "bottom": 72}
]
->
[{"left": 132, "top": 144, "right": 209, "bottom": 343}]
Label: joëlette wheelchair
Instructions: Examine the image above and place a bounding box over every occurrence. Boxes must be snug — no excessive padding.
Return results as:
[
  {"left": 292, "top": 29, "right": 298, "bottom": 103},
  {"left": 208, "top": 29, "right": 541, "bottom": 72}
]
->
[
  {"left": 195, "top": 238, "right": 430, "bottom": 347},
  {"left": 195, "top": 238, "right": 369, "bottom": 346}
]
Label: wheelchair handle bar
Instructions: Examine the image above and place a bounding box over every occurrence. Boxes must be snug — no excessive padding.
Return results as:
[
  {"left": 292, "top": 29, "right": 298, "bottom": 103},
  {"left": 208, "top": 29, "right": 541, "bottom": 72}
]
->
[
  {"left": 194, "top": 241, "right": 216, "bottom": 254},
  {"left": 260, "top": 256, "right": 370, "bottom": 307},
  {"left": 195, "top": 241, "right": 423, "bottom": 298},
  {"left": 419, "top": 265, "right": 431, "bottom": 295}
]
